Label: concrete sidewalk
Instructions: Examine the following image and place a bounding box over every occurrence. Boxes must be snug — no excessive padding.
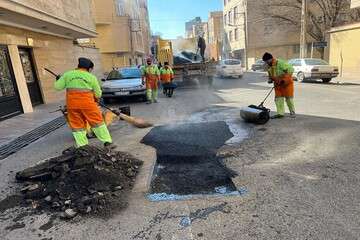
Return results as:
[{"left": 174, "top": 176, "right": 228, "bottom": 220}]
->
[{"left": 0, "top": 101, "right": 64, "bottom": 146}]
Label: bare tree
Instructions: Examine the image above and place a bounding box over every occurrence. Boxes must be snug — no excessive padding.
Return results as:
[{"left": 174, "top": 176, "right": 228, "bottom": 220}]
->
[{"left": 264, "top": 0, "right": 360, "bottom": 53}]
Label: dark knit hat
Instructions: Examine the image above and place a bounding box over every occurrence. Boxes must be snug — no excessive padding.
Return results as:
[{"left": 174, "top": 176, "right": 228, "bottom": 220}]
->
[
  {"left": 78, "top": 57, "right": 94, "bottom": 70},
  {"left": 262, "top": 52, "right": 273, "bottom": 62}
]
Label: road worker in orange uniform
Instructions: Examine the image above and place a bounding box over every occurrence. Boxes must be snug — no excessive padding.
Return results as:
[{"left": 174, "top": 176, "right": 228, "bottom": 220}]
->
[
  {"left": 160, "top": 62, "right": 176, "bottom": 97},
  {"left": 142, "top": 58, "right": 160, "bottom": 104},
  {"left": 262, "top": 52, "right": 296, "bottom": 118},
  {"left": 55, "top": 58, "right": 116, "bottom": 149}
]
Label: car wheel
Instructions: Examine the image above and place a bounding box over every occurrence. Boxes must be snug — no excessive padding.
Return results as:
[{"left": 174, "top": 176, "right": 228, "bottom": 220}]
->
[
  {"left": 238, "top": 75, "right": 243, "bottom": 78},
  {"left": 322, "top": 78, "right": 332, "bottom": 83},
  {"left": 297, "top": 72, "right": 305, "bottom": 82}
]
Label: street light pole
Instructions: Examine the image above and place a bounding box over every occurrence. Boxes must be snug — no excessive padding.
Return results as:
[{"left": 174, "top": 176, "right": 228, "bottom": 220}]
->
[{"left": 300, "top": 0, "right": 307, "bottom": 58}]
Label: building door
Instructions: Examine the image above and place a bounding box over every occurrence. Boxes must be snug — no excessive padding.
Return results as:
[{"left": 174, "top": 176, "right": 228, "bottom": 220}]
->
[
  {"left": 0, "top": 45, "right": 22, "bottom": 120},
  {"left": 19, "top": 48, "right": 43, "bottom": 106}
]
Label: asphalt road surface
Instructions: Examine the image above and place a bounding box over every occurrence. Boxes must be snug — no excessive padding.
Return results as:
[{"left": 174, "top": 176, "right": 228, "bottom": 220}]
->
[{"left": 1, "top": 72, "right": 360, "bottom": 240}]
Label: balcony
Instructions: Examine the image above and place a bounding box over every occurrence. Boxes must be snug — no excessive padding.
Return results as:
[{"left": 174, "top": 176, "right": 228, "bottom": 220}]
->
[{"left": 0, "top": 0, "right": 97, "bottom": 39}]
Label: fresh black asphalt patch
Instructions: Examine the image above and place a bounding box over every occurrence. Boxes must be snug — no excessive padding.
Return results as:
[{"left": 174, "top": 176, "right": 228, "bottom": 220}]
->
[{"left": 142, "top": 121, "right": 241, "bottom": 200}]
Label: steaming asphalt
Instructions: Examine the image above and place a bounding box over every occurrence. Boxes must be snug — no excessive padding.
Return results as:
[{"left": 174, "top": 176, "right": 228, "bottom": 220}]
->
[{"left": 1, "top": 72, "right": 360, "bottom": 239}]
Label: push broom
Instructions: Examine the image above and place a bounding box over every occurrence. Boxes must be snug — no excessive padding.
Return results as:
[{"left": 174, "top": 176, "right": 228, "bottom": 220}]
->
[{"left": 44, "top": 68, "right": 153, "bottom": 129}]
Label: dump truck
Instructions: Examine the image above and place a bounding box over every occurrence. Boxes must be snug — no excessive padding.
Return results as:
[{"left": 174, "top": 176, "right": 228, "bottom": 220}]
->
[
  {"left": 151, "top": 36, "right": 173, "bottom": 65},
  {"left": 152, "top": 36, "right": 217, "bottom": 82}
]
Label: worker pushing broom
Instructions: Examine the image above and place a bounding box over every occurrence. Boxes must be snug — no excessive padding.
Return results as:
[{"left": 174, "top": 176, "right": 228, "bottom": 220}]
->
[{"left": 50, "top": 57, "right": 152, "bottom": 149}]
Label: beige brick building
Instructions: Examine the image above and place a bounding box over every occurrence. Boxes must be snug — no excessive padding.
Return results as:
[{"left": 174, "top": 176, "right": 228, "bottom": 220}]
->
[
  {"left": 222, "top": 0, "right": 320, "bottom": 67},
  {"left": 0, "top": 0, "right": 101, "bottom": 120},
  {"left": 207, "top": 11, "right": 224, "bottom": 60},
  {"left": 90, "top": 0, "right": 151, "bottom": 72},
  {"left": 329, "top": 1, "right": 360, "bottom": 80}
]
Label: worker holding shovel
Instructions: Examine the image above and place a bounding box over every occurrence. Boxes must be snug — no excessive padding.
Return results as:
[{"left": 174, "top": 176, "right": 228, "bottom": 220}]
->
[
  {"left": 262, "top": 52, "right": 296, "bottom": 119},
  {"left": 54, "top": 58, "right": 116, "bottom": 149}
]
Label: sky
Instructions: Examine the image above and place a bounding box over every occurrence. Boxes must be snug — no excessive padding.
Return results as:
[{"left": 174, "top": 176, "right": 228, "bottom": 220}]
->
[{"left": 148, "top": 0, "right": 222, "bottom": 39}]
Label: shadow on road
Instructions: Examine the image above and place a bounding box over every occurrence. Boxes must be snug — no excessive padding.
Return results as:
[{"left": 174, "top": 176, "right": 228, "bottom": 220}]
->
[{"left": 300, "top": 79, "right": 360, "bottom": 86}]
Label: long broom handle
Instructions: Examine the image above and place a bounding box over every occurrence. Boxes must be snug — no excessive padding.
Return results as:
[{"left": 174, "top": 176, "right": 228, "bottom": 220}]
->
[
  {"left": 98, "top": 102, "right": 121, "bottom": 116},
  {"left": 259, "top": 87, "right": 275, "bottom": 107},
  {"left": 44, "top": 68, "right": 60, "bottom": 78},
  {"left": 98, "top": 102, "right": 133, "bottom": 119}
]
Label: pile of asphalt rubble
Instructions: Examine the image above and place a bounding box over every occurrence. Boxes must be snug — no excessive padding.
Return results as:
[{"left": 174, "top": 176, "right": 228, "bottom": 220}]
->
[{"left": 15, "top": 145, "right": 143, "bottom": 219}]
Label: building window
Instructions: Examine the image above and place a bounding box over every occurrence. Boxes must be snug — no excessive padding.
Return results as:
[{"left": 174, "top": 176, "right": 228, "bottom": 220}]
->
[
  {"left": 234, "top": 28, "right": 238, "bottom": 40},
  {"left": 228, "top": 11, "right": 231, "bottom": 24},
  {"left": 229, "top": 31, "right": 233, "bottom": 42},
  {"left": 234, "top": 6, "right": 238, "bottom": 23},
  {"left": 224, "top": 14, "right": 227, "bottom": 25}
]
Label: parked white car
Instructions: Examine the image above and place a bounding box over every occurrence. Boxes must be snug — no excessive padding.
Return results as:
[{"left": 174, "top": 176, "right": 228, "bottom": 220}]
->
[
  {"left": 288, "top": 58, "right": 339, "bottom": 83},
  {"left": 216, "top": 59, "right": 243, "bottom": 78},
  {"left": 101, "top": 67, "right": 147, "bottom": 102}
]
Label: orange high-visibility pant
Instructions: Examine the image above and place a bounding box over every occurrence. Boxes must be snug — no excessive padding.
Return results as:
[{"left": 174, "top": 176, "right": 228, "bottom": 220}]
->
[
  {"left": 273, "top": 74, "right": 295, "bottom": 115},
  {"left": 145, "top": 74, "right": 159, "bottom": 89},
  {"left": 274, "top": 74, "right": 294, "bottom": 97},
  {"left": 66, "top": 90, "right": 112, "bottom": 147},
  {"left": 67, "top": 108, "right": 104, "bottom": 131}
]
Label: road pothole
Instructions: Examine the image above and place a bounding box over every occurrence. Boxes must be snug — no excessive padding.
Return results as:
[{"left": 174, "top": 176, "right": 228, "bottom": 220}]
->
[{"left": 142, "top": 121, "right": 247, "bottom": 201}]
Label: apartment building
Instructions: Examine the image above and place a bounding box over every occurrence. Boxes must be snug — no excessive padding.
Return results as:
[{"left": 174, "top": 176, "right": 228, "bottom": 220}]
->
[
  {"left": 329, "top": 0, "right": 360, "bottom": 79},
  {"left": 207, "top": 11, "right": 224, "bottom": 60},
  {"left": 185, "top": 17, "right": 206, "bottom": 38},
  {"left": 91, "top": 0, "right": 151, "bottom": 72},
  {"left": 0, "top": 0, "right": 101, "bottom": 120},
  {"left": 222, "top": 0, "right": 315, "bottom": 67}
]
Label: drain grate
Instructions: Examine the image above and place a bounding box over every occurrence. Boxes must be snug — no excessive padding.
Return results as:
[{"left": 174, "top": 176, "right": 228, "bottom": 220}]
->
[{"left": 0, "top": 116, "right": 66, "bottom": 160}]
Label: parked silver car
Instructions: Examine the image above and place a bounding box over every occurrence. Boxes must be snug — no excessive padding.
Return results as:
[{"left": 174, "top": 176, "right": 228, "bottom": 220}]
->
[
  {"left": 288, "top": 58, "right": 339, "bottom": 83},
  {"left": 101, "top": 67, "right": 146, "bottom": 101},
  {"left": 251, "top": 59, "right": 267, "bottom": 72}
]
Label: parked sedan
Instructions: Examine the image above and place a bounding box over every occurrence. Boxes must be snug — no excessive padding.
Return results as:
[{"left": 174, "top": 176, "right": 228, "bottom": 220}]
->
[
  {"left": 101, "top": 67, "right": 146, "bottom": 102},
  {"left": 288, "top": 58, "right": 339, "bottom": 83},
  {"left": 216, "top": 59, "right": 243, "bottom": 78},
  {"left": 251, "top": 59, "right": 267, "bottom": 71}
]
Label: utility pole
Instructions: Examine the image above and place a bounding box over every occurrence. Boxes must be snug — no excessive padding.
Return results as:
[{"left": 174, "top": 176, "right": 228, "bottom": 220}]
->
[
  {"left": 243, "top": 0, "right": 248, "bottom": 70},
  {"left": 300, "top": 0, "right": 307, "bottom": 58}
]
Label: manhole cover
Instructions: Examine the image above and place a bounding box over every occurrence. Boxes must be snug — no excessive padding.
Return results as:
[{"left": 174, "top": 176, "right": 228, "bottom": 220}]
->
[
  {"left": 142, "top": 121, "right": 245, "bottom": 201},
  {"left": 0, "top": 116, "right": 66, "bottom": 160}
]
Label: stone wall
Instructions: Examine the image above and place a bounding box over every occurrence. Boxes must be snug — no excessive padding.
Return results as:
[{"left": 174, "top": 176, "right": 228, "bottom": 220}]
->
[
  {"left": 0, "top": 25, "right": 102, "bottom": 104},
  {"left": 9, "top": 0, "right": 95, "bottom": 31}
]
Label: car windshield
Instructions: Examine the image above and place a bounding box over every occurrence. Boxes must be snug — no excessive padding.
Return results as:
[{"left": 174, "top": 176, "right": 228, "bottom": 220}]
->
[
  {"left": 224, "top": 59, "right": 241, "bottom": 65},
  {"left": 304, "top": 59, "right": 329, "bottom": 66},
  {"left": 256, "top": 60, "right": 264, "bottom": 64},
  {"left": 106, "top": 68, "right": 141, "bottom": 80}
]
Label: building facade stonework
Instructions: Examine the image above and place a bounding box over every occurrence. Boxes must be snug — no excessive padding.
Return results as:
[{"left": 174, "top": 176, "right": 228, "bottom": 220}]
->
[
  {"left": 0, "top": 0, "right": 101, "bottom": 120},
  {"left": 90, "top": 0, "right": 151, "bottom": 72},
  {"left": 222, "top": 0, "right": 321, "bottom": 67}
]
